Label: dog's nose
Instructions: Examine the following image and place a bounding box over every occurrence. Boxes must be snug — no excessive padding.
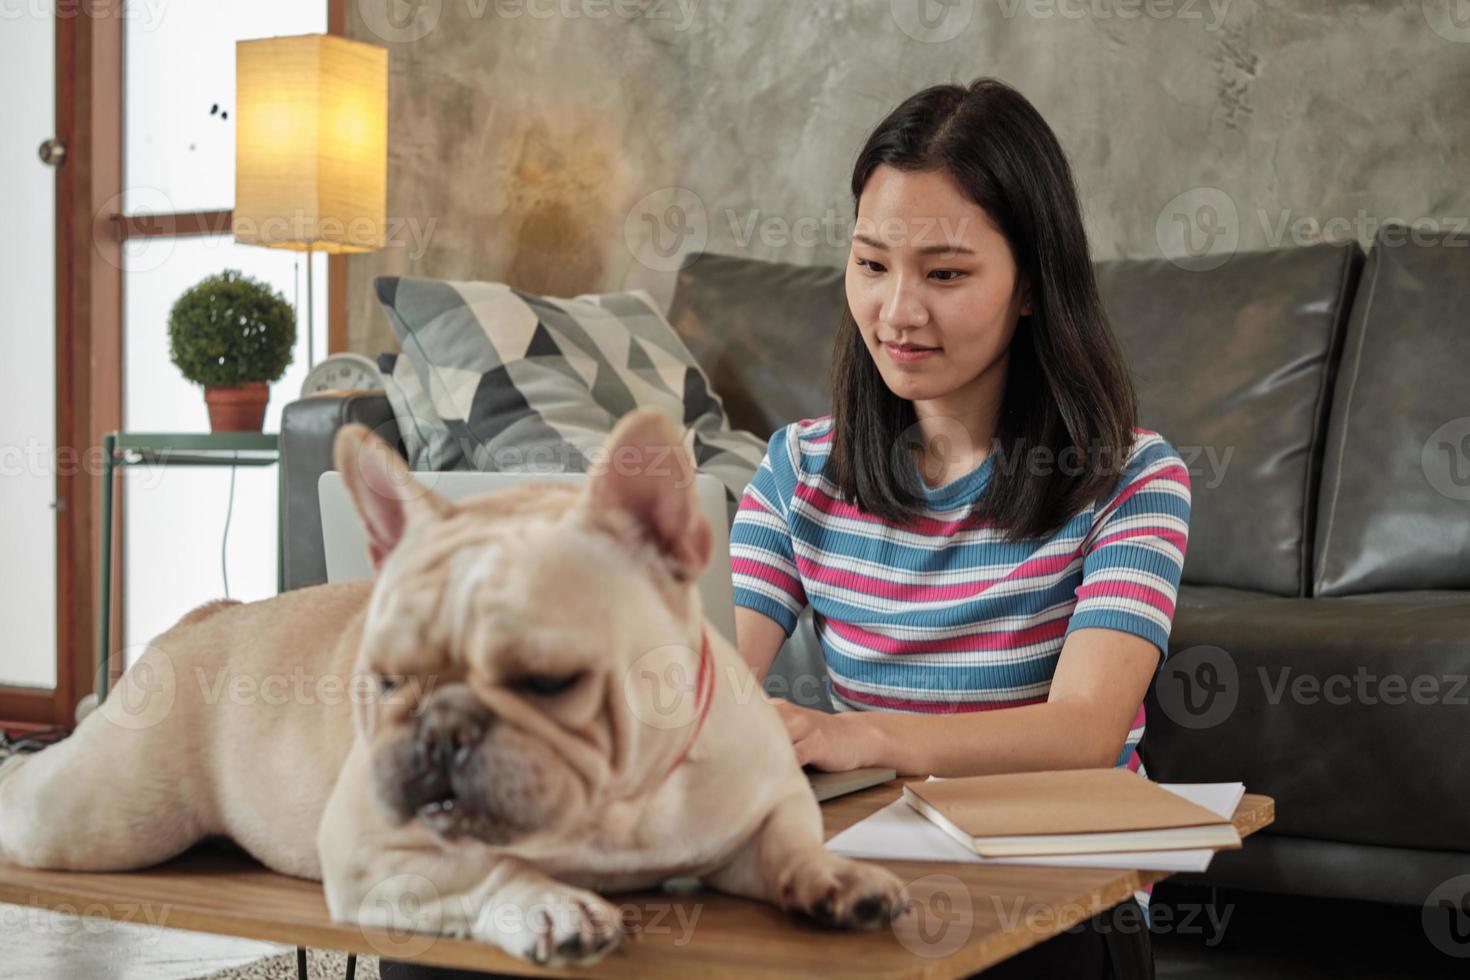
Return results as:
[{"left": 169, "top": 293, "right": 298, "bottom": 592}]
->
[
  {"left": 416, "top": 687, "right": 495, "bottom": 773},
  {"left": 419, "top": 715, "right": 487, "bottom": 772}
]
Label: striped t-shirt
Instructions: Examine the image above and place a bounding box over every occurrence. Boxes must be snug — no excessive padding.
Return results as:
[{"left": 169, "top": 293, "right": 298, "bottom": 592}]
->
[{"left": 729, "top": 414, "right": 1192, "bottom": 772}]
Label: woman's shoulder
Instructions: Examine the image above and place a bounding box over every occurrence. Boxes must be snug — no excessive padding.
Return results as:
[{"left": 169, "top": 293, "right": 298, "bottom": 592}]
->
[
  {"left": 1123, "top": 427, "right": 1185, "bottom": 468},
  {"left": 1105, "top": 427, "right": 1192, "bottom": 503},
  {"left": 770, "top": 414, "right": 837, "bottom": 461},
  {"left": 752, "top": 415, "right": 836, "bottom": 498}
]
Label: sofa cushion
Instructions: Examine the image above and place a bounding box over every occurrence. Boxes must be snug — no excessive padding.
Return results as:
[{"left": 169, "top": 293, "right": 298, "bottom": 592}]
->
[
  {"left": 666, "top": 253, "right": 843, "bottom": 442},
  {"left": 672, "top": 246, "right": 1362, "bottom": 597},
  {"left": 372, "top": 275, "right": 765, "bottom": 519},
  {"left": 1095, "top": 242, "right": 1363, "bottom": 596},
  {"left": 1142, "top": 585, "right": 1470, "bottom": 852},
  {"left": 1313, "top": 226, "right": 1470, "bottom": 596},
  {"left": 1178, "top": 833, "right": 1470, "bottom": 908}
]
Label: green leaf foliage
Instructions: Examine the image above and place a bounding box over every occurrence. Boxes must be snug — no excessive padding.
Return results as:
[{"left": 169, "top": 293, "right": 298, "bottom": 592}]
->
[{"left": 168, "top": 268, "right": 296, "bottom": 388}]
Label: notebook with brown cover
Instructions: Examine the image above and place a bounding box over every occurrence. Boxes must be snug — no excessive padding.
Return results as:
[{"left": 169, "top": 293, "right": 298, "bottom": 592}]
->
[{"left": 902, "top": 768, "right": 1243, "bottom": 857}]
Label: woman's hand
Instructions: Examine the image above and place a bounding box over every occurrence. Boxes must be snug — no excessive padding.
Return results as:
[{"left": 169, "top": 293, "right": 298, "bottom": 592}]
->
[{"left": 768, "top": 698, "right": 873, "bottom": 772}]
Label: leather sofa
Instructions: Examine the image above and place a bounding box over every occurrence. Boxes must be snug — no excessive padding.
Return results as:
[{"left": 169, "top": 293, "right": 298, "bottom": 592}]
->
[{"left": 280, "top": 225, "right": 1470, "bottom": 907}]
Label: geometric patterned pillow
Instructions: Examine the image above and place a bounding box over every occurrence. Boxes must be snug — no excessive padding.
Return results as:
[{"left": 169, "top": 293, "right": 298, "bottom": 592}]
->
[
  {"left": 373, "top": 276, "right": 767, "bottom": 524},
  {"left": 376, "top": 351, "right": 454, "bottom": 470}
]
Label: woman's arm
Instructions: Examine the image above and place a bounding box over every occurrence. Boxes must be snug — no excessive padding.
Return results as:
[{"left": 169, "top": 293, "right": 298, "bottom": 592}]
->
[
  {"left": 728, "top": 424, "right": 808, "bottom": 685},
  {"left": 735, "top": 606, "right": 788, "bottom": 684},
  {"left": 775, "top": 627, "right": 1160, "bottom": 776}
]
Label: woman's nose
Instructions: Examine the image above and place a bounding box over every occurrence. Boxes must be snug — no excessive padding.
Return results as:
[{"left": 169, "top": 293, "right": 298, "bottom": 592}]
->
[{"left": 879, "top": 274, "right": 929, "bottom": 330}]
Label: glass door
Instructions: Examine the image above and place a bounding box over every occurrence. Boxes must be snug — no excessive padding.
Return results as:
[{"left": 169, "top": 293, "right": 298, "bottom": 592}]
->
[{"left": 0, "top": 7, "right": 58, "bottom": 693}]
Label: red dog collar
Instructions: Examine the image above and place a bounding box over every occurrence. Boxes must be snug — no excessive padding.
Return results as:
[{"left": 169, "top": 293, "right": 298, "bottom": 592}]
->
[{"left": 654, "top": 628, "right": 716, "bottom": 785}]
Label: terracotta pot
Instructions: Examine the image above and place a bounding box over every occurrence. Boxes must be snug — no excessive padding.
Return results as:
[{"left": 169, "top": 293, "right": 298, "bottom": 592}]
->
[{"left": 204, "top": 381, "right": 270, "bottom": 432}]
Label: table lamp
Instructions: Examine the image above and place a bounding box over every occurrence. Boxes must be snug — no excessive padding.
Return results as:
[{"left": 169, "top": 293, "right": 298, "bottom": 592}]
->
[{"left": 234, "top": 34, "right": 387, "bottom": 369}]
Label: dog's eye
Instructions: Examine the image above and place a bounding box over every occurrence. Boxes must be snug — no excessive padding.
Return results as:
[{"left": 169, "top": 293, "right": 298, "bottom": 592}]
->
[
  {"left": 378, "top": 673, "right": 406, "bottom": 695},
  {"left": 517, "top": 672, "right": 584, "bottom": 697}
]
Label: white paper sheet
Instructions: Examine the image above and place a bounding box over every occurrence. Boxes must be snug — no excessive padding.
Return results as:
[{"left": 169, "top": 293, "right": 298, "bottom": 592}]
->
[{"left": 825, "top": 780, "right": 1246, "bottom": 872}]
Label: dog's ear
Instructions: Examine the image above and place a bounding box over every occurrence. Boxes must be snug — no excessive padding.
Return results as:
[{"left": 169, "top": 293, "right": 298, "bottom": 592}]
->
[
  {"left": 333, "top": 423, "right": 454, "bottom": 569},
  {"left": 584, "top": 408, "right": 712, "bottom": 583}
]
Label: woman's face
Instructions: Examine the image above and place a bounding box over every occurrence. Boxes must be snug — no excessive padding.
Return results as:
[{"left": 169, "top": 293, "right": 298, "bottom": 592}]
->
[{"left": 845, "top": 165, "right": 1030, "bottom": 409}]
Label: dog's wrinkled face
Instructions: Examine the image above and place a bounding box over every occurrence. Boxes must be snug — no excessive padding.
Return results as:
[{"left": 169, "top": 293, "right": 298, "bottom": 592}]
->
[{"left": 332, "top": 411, "right": 713, "bottom": 849}]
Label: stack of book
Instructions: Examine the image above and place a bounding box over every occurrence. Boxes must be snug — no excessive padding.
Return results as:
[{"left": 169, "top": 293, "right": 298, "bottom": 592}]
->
[{"left": 901, "top": 768, "right": 1242, "bottom": 858}]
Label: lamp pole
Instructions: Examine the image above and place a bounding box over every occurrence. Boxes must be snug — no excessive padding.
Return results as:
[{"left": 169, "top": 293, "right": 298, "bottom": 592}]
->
[{"left": 305, "top": 242, "right": 314, "bottom": 370}]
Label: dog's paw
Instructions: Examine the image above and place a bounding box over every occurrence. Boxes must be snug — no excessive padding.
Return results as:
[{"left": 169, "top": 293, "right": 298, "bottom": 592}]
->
[
  {"left": 782, "top": 854, "right": 911, "bottom": 931},
  {"left": 476, "top": 881, "right": 627, "bottom": 967}
]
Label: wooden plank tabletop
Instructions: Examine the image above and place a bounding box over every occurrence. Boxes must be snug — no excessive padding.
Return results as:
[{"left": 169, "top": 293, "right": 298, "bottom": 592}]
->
[{"left": 0, "top": 780, "right": 1274, "bottom": 979}]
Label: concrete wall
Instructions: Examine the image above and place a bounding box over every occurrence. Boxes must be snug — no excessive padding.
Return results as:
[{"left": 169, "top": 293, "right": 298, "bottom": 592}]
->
[{"left": 346, "top": 0, "right": 1470, "bottom": 354}]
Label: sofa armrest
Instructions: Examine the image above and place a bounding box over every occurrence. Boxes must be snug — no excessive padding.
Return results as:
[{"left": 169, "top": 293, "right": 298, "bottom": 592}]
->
[{"left": 280, "top": 392, "right": 402, "bottom": 591}]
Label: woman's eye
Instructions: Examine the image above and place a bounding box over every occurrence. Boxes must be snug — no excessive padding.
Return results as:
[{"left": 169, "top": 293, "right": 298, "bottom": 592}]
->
[
  {"left": 519, "top": 672, "right": 584, "bottom": 696},
  {"left": 378, "top": 673, "right": 405, "bottom": 695},
  {"left": 855, "top": 257, "right": 885, "bottom": 274},
  {"left": 930, "top": 269, "right": 964, "bottom": 282}
]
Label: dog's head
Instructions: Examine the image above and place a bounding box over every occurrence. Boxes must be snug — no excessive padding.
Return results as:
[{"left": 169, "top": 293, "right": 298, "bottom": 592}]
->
[{"left": 332, "top": 409, "right": 713, "bottom": 848}]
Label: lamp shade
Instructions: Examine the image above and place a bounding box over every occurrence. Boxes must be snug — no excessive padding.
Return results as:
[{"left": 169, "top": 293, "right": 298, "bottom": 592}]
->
[{"left": 234, "top": 34, "right": 387, "bottom": 253}]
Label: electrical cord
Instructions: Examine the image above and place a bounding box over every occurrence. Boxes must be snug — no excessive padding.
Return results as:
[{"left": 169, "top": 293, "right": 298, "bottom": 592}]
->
[{"left": 221, "top": 453, "right": 238, "bottom": 599}]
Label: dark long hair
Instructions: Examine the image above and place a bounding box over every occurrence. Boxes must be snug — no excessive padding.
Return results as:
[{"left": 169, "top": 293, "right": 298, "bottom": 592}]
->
[{"left": 828, "top": 78, "right": 1138, "bottom": 541}]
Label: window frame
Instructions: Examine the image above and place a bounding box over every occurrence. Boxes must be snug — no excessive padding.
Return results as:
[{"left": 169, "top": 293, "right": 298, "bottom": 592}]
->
[{"left": 0, "top": 0, "right": 346, "bottom": 728}]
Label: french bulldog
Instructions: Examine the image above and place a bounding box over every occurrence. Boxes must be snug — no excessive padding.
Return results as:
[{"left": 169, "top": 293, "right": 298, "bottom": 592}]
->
[{"left": 0, "top": 408, "right": 908, "bottom": 966}]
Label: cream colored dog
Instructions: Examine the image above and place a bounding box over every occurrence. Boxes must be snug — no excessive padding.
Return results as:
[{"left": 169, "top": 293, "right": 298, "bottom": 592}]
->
[{"left": 0, "top": 409, "right": 908, "bottom": 966}]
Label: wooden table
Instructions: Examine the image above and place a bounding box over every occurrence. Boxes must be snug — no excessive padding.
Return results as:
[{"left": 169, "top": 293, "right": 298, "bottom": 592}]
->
[{"left": 0, "top": 780, "right": 1274, "bottom": 978}]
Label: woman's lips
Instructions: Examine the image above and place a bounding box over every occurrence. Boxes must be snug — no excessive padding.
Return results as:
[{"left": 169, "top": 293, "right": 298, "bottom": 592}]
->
[{"left": 883, "top": 341, "right": 940, "bottom": 364}]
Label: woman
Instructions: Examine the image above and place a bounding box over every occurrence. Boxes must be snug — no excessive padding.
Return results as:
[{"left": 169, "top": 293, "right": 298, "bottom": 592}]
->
[
  {"left": 729, "top": 78, "right": 1190, "bottom": 979},
  {"left": 382, "top": 77, "right": 1182, "bottom": 980}
]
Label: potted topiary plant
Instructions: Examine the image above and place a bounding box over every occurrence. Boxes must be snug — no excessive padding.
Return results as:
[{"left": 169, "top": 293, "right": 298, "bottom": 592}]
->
[{"left": 168, "top": 268, "right": 296, "bottom": 432}]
